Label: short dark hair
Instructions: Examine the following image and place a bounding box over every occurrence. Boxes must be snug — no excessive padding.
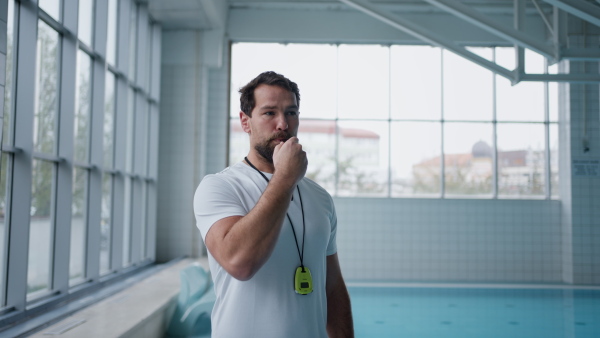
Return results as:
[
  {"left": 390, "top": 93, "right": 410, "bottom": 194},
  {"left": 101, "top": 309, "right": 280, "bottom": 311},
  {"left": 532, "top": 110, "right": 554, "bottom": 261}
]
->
[{"left": 239, "top": 71, "right": 300, "bottom": 116}]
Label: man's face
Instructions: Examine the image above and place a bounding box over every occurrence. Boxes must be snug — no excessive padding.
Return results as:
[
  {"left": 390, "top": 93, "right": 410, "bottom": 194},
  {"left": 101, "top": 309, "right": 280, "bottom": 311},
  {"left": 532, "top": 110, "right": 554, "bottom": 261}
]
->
[{"left": 240, "top": 84, "right": 299, "bottom": 163}]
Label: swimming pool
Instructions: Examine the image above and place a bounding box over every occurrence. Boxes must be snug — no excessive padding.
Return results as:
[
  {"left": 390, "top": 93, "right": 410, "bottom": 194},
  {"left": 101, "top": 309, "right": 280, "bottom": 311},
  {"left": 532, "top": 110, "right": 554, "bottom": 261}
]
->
[{"left": 348, "top": 285, "right": 600, "bottom": 338}]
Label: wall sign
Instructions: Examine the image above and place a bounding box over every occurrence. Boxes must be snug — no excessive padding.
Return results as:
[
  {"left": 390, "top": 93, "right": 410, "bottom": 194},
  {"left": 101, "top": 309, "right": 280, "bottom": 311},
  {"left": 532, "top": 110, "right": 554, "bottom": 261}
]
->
[{"left": 572, "top": 159, "right": 600, "bottom": 177}]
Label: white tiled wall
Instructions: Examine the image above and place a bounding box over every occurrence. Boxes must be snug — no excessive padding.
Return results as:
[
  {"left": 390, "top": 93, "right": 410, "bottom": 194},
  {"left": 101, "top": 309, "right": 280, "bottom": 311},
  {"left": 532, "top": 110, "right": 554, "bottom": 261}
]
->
[
  {"left": 204, "top": 63, "right": 230, "bottom": 176},
  {"left": 157, "top": 31, "right": 205, "bottom": 261},
  {"left": 334, "top": 198, "right": 562, "bottom": 283},
  {"left": 565, "top": 48, "right": 600, "bottom": 284},
  {"left": 157, "top": 32, "right": 230, "bottom": 261}
]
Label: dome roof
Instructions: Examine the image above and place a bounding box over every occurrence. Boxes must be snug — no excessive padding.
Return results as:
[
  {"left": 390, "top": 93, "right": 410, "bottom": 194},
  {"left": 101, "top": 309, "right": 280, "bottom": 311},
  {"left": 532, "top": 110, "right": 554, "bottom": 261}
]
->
[{"left": 472, "top": 140, "right": 492, "bottom": 158}]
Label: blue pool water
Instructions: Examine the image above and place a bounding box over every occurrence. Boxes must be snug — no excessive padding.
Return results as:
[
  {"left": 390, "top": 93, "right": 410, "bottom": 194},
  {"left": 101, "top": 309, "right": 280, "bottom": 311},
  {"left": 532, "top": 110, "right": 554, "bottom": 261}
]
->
[{"left": 348, "top": 286, "right": 600, "bottom": 338}]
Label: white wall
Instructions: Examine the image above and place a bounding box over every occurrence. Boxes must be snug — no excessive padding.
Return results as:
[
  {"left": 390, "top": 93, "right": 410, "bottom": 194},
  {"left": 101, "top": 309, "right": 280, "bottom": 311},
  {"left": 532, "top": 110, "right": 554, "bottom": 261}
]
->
[
  {"left": 335, "top": 198, "right": 562, "bottom": 283},
  {"left": 157, "top": 31, "right": 205, "bottom": 260}
]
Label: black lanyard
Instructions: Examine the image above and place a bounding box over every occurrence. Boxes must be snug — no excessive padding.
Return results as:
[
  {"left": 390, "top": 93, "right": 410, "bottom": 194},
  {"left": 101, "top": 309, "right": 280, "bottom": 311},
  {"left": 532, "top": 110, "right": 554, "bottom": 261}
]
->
[{"left": 244, "top": 157, "right": 306, "bottom": 269}]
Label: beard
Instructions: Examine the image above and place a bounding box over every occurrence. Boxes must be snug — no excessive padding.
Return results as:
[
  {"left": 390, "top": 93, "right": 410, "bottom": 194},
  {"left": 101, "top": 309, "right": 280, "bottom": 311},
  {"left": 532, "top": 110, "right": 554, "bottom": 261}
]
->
[{"left": 254, "top": 132, "right": 292, "bottom": 163}]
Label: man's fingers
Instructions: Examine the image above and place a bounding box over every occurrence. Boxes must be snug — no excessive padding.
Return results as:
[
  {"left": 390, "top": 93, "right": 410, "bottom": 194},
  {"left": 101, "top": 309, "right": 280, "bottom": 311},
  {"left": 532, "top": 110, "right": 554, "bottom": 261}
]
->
[{"left": 274, "top": 142, "right": 284, "bottom": 153}]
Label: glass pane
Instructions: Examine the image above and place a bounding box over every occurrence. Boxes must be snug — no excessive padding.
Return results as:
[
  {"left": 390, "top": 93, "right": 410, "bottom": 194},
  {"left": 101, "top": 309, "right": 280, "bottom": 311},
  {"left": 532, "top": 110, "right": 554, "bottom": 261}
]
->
[
  {"left": 0, "top": 153, "right": 9, "bottom": 305},
  {"left": 337, "top": 121, "right": 389, "bottom": 196},
  {"left": 70, "top": 167, "right": 88, "bottom": 284},
  {"left": 391, "top": 121, "right": 441, "bottom": 196},
  {"left": 496, "top": 47, "right": 545, "bottom": 73},
  {"left": 126, "top": 88, "right": 135, "bottom": 172},
  {"left": 495, "top": 47, "right": 515, "bottom": 70},
  {"left": 281, "top": 44, "right": 337, "bottom": 120},
  {"left": 104, "top": 71, "right": 116, "bottom": 169},
  {"left": 443, "top": 49, "right": 493, "bottom": 121},
  {"left": 140, "top": 181, "right": 147, "bottom": 259},
  {"left": 497, "top": 123, "right": 546, "bottom": 197},
  {"left": 106, "top": 0, "right": 118, "bottom": 65},
  {"left": 129, "top": 2, "right": 137, "bottom": 80},
  {"left": 28, "top": 159, "right": 54, "bottom": 295},
  {"left": 123, "top": 177, "right": 132, "bottom": 266},
  {"left": 550, "top": 123, "right": 559, "bottom": 198},
  {"left": 100, "top": 173, "right": 112, "bottom": 274},
  {"left": 229, "top": 117, "right": 249, "bottom": 166},
  {"left": 135, "top": 102, "right": 148, "bottom": 176},
  {"left": 548, "top": 82, "right": 559, "bottom": 122},
  {"left": 525, "top": 50, "right": 546, "bottom": 74},
  {"left": 466, "top": 46, "right": 493, "bottom": 61},
  {"left": 3, "top": 0, "right": 15, "bottom": 146},
  {"left": 230, "top": 43, "right": 287, "bottom": 118},
  {"left": 34, "top": 21, "right": 60, "bottom": 155},
  {"left": 144, "top": 22, "right": 152, "bottom": 91},
  {"left": 74, "top": 50, "right": 92, "bottom": 163},
  {"left": 299, "top": 119, "right": 337, "bottom": 194},
  {"left": 444, "top": 122, "right": 493, "bottom": 196},
  {"left": 496, "top": 78, "right": 545, "bottom": 122},
  {"left": 78, "top": 0, "right": 94, "bottom": 46},
  {"left": 230, "top": 43, "right": 337, "bottom": 120},
  {"left": 39, "top": 0, "right": 61, "bottom": 22},
  {"left": 338, "top": 45, "right": 389, "bottom": 120},
  {"left": 390, "top": 46, "right": 441, "bottom": 120}
]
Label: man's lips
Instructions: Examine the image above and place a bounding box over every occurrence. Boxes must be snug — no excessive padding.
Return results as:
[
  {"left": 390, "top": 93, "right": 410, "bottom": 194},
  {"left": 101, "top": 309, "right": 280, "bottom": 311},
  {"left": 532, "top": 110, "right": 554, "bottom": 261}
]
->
[{"left": 270, "top": 134, "right": 291, "bottom": 143}]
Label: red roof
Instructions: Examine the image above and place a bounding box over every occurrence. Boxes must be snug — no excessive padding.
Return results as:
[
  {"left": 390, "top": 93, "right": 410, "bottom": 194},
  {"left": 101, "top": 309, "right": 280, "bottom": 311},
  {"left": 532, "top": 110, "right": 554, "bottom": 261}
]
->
[{"left": 231, "top": 119, "right": 380, "bottom": 139}]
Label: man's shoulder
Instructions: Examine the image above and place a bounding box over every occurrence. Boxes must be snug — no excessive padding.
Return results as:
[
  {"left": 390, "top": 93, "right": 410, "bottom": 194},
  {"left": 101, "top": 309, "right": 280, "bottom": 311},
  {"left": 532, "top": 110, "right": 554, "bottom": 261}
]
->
[
  {"left": 300, "top": 177, "right": 333, "bottom": 200},
  {"left": 204, "top": 162, "right": 247, "bottom": 181}
]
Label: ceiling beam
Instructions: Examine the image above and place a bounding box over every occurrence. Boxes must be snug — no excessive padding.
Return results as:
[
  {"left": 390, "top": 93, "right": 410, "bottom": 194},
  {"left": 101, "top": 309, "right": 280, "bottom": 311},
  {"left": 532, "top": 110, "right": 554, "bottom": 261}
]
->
[
  {"left": 337, "top": 0, "right": 515, "bottom": 82},
  {"left": 542, "top": 0, "right": 600, "bottom": 27},
  {"left": 422, "top": 0, "right": 556, "bottom": 60}
]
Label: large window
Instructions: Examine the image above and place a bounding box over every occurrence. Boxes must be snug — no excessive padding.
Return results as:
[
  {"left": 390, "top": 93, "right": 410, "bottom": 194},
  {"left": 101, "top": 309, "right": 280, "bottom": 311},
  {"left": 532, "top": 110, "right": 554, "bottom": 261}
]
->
[
  {"left": 229, "top": 43, "right": 559, "bottom": 199},
  {"left": 0, "top": 0, "right": 160, "bottom": 314}
]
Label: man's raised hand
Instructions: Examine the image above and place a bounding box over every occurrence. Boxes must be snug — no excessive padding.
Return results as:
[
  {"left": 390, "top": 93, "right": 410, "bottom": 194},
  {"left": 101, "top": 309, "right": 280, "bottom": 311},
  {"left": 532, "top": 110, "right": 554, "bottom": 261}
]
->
[{"left": 272, "top": 136, "right": 307, "bottom": 186}]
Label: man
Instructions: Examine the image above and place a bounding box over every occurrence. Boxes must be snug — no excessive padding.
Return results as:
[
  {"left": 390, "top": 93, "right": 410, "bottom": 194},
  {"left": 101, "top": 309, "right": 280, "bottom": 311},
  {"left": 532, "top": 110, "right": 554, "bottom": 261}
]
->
[{"left": 194, "top": 71, "right": 354, "bottom": 337}]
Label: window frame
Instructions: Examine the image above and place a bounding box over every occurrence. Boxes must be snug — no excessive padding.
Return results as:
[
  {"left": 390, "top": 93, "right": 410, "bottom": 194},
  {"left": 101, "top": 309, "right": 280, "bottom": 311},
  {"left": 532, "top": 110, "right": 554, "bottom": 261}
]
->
[
  {"left": 228, "top": 42, "right": 559, "bottom": 200},
  {"left": 0, "top": 0, "right": 160, "bottom": 323}
]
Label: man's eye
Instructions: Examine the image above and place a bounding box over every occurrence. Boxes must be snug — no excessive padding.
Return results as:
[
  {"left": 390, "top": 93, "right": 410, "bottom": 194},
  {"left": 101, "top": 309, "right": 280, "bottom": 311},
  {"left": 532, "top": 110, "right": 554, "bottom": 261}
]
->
[
  {"left": 287, "top": 111, "right": 298, "bottom": 116},
  {"left": 265, "top": 111, "right": 275, "bottom": 116}
]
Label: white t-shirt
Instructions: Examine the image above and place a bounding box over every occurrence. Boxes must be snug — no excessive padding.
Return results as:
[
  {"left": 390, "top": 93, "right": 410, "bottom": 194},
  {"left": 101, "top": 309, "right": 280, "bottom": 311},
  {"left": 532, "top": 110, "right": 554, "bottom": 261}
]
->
[{"left": 193, "top": 162, "right": 338, "bottom": 338}]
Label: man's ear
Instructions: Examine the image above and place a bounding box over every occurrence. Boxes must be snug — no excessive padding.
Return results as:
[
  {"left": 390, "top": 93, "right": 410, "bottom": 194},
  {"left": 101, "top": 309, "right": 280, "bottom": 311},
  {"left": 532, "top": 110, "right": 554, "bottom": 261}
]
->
[{"left": 240, "top": 111, "right": 251, "bottom": 133}]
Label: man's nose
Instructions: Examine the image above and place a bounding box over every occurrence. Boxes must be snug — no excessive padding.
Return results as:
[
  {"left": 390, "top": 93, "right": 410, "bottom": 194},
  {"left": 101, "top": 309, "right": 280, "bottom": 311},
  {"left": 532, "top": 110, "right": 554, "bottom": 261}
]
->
[{"left": 275, "top": 114, "right": 288, "bottom": 130}]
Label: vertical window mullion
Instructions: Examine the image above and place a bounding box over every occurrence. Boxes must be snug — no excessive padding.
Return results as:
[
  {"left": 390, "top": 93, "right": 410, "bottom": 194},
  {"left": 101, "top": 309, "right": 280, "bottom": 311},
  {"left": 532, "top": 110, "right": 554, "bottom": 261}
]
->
[
  {"left": 1, "top": 0, "right": 17, "bottom": 307},
  {"left": 85, "top": 57, "right": 106, "bottom": 282},
  {"left": 492, "top": 48, "right": 499, "bottom": 198},
  {"left": 334, "top": 44, "right": 339, "bottom": 196},
  {"left": 387, "top": 46, "right": 392, "bottom": 198},
  {"left": 440, "top": 49, "right": 445, "bottom": 198},
  {"left": 111, "top": 77, "right": 126, "bottom": 271},
  {"left": 543, "top": 59, "right": 552, "bottom": 199},
  {"left": 117, "top": 0, "right": 131, "bottom": 75},
  {"left": 129, "top": 95, "right": 145, "bottom": 264},
  {"left": 135, "top": 4, "right": 148, "bottom": 91},
  {"left": 82, "top": 0, "right": 108, "bottom": 283},
  {"left": 150, "top": 25, "right": 161, "bottom": 102},
  {"left": 53, "top": 32, "right": 77, "bottom": 294}
]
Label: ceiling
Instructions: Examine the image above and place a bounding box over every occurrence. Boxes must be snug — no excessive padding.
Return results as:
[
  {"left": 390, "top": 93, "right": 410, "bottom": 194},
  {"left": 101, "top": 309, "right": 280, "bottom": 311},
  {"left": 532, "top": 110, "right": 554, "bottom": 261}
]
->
[{"left": 147, "top": 0, "right": 552, "bottom": 30}]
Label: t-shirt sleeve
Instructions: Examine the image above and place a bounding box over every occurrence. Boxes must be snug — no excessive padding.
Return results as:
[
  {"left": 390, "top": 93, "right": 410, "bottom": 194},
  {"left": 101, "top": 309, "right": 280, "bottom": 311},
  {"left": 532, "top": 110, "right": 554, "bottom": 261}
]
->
[
  {"left": 193, "top": 175, "right": 247, "bottom": 242},
  {"left": 326, "top": 196, "right": 338, "bottom": 256}
]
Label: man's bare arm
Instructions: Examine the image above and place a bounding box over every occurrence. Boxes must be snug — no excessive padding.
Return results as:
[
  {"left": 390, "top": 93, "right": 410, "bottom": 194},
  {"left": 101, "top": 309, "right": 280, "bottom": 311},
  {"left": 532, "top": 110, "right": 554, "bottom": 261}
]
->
[
  {"left": 326, "top": 253, "right": 354, "bottom": 338},
  {"left": 205, "top": 137, "right": 307, "bottom": 281}
]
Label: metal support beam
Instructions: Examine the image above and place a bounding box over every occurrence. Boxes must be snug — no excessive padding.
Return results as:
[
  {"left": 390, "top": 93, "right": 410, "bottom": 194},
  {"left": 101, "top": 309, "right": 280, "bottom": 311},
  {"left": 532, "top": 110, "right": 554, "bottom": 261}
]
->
[
  {"left": 514, "top": 0, "right": 526, "bottom": 83},
  {"left": 521, "top": 73, "right": 600, "bottom": 82},
  {"left": 338, "top": 0, "right": 516, "bottom": 82},
  {"left": 542, "top": 0, "right": 600, "bottom": 27},
  {"left": 561, "top": 48, "right": 600, "bottom": 60},
  {"left": 423, "top": 0, "right": 556, "bottom": 60}
]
